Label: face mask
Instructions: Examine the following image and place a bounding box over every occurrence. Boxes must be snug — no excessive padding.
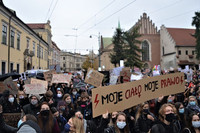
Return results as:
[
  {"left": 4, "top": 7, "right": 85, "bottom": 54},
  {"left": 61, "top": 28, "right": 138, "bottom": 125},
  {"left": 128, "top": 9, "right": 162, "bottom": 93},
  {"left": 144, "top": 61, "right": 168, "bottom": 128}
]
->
[
  {"left": 17, "top": 119, "right": 23, "bottom": 128},
  {"left": 40, "top": 110, "right": 50, "bottom": 116},
  {"left": 189, "top": 101, "right": 196, "bottom": 106},
  {"left": 117, "top": 122, "right": 126, "bottom": 129},
  {"left": 60, "top": 107, "right": 65, "bottom": 111},
  {"left": 165, "top": 113, "right": 176, "bottom": 122},
  {"left": 31, "top": 100, "right": 38, "bottom": 105},
  {"left": 179, "top": 108, "right": 184, "bottom": 114},
  {"left": 57, "top": 94, "right": 62, "bottom": 98},
  {"left": 19, "top": 95, "right": 24, "bottom": 99},
  {"left": 143, "top": 109, "right": 149, "bottom": 114},
  {"left": 17, "top": 84, "right": 20, "bottom": 87},
  {"left": 66, "top": 100, "right": 71, "bottom": 104},
  {"left": 8, "top": 97, "right": 14, "bottom": 103},
  {"left": 65, "top": 123, "right": 71, "bottom": 132},
  {"left": 192, "top": 121, "right": 200, "bottom": 128},
  {"left": 168, "top": 99, "right": 173, "bottom": 103},
  {"left": 72, "top": 91, "right": 77, "bottom": 95}
]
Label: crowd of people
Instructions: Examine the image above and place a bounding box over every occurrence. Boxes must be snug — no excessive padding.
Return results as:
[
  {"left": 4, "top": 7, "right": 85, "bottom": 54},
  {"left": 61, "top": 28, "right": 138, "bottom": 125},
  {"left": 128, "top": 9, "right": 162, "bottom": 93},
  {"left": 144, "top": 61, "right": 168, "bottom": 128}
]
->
[{"left": 0, "top": 69, "right": 200, "bottom": 133}]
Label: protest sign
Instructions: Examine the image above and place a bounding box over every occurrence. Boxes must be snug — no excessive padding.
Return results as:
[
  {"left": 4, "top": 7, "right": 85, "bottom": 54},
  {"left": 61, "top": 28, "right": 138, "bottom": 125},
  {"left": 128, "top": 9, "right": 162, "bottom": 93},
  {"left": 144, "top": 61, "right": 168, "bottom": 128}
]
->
[
  {"left": 43, "top": 70, "right": 56, "bottom": 84},
  {"left": 92, "top": 72, "right": 185, "bottom": 118},
  {"left": 153, "top": 70, "right": 160, "bottom": 76},
  {"left": 85, "top": 68, "right": 104, "bottom": 87},
  {"left": 3, "top": 77, "right": 18, "bottom": 95},
  {"left": 24, "top": 78, "right": 31, "bottom": 84},
  {"left": 24, "top": 83, "right": 46, "bottom": 94},
  {"left": 112, "top": 67, "right": 124, "bottom": 76},
  {"left": 187, "top": 73, "right": 193, "bottom": 82},
  {"left": 109, "top": 75, "right": 118, "bottom": 85},
  {"left": 51, "top": 74, "right": 72, "bottom": 84},
  {"left": 73, "top": 78, "right": 87, "bottom": 90},
  {"left": 131, "top": 74, "right": 143, "bottom": 81},
  {"left": 120, "top": 68, "right": 131, "bottom": 83},
  {"left": 3, "top": 113, "right": 21, "bottom": 127},
  {"left": 31, "top": 78, "right": 48, "bottom": 89}
]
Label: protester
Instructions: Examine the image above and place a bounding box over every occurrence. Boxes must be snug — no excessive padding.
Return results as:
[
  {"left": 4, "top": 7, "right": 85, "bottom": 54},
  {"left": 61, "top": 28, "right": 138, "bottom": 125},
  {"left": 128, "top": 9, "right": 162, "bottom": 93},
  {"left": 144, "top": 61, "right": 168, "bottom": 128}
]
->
[
  {"left": 135, "top": 102, "right": 156, "bottom": 133},
  {"left": 18, "top": 90, "right": 29, "bottom": 108},
  {"left": 62, "top": 93, "right": 75, "bottom": 121},
  {"left": 64, "top": 116, "right": 84, "bottom": 133},
  {"left": 182, "top": 113, "right": 200, "bottom": 133},
  {"left": 70, "top": 88, "right": 80, "bottom": 104},
  {"left": 185, "top": 96, "right": 200, "bottom": 117},
  {"left": 40, "top": 90, "right": 56, "bottom": 108},
  {"left": 23, "top": 94, "right": 41, "bottom": 117},
  {"left": 37, "top": 102, "right": 60, "bottom": 133},
  {"left": 151, "top": 103, "right": 181, "bottom": 133},
  {"left": 175, "top": 102, "right": 187, "bottom": 130}
]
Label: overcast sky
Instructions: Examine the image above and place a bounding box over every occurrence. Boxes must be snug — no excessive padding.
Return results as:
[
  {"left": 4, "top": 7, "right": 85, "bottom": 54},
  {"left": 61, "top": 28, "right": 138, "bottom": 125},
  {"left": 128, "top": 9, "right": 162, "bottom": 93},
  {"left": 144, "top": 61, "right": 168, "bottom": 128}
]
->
[{"left": 3, "top": 0, "right": 200, "bottom": 54}]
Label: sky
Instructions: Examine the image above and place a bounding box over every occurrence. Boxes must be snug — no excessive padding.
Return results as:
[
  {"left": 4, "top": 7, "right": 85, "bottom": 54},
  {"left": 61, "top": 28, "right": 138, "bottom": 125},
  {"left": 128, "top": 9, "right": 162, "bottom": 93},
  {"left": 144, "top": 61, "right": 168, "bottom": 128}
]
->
[{"left": 3, "top": 0, "right": 200, "bottom": 55}]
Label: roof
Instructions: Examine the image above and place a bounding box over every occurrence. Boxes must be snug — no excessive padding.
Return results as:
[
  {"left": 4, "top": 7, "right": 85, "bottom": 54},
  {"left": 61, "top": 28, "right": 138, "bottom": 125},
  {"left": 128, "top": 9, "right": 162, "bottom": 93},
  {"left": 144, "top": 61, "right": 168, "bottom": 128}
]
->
[
  {"left": 102, "top": 37, "right": 112, "bottom": 49},
  {"left": 178, "top": 60, "right": 195, "bottom": 65},
  {"left": 166, "top": 28, "right": 196, "bottom": 46},
  {"left": 52, "top": 41, "right": 61, "bottom": 51},
  {"left": 27, "top": 23, "right": 45, "bottom": 29}
]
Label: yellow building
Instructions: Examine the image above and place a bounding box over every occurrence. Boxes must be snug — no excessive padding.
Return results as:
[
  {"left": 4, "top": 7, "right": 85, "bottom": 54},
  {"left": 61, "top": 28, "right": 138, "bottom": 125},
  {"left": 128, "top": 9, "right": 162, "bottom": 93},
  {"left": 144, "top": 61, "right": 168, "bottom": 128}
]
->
[{"left": 0, "top": 1, "right": 50, "bottom": 74}]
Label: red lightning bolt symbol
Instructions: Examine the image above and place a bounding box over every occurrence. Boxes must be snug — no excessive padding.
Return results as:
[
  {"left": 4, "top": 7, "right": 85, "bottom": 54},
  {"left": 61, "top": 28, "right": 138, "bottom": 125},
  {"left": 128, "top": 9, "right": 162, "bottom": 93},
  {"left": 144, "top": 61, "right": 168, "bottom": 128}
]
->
[
  {"left": 7, "top": 84, "right": 12, "bottom": 90},
  {"left": 94, "top": 94, "right": 99, "bottom": 108}
]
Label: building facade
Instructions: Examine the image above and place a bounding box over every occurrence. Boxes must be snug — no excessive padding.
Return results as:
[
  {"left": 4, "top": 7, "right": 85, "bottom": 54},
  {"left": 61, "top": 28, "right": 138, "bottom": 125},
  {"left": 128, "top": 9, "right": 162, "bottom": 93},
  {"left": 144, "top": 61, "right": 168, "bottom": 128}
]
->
[
  {"left": 52, "top": 41, "right": 60, "bottom": 66},
  {"left": 160, "top": 25, "right": 198, "bottom": 70},
  {"left": 0, "top": 1, "right": 49, "bottom": 74},
  {"left": 60, "top": 51, "right": 87, "bottom": 72}
]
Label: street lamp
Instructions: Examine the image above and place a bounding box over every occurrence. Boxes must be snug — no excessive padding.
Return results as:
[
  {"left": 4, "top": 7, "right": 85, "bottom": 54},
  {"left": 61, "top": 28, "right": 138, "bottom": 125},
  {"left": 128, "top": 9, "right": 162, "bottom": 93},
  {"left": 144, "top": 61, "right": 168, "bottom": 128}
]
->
[{"left": 89, "top": 32, "right": 101, "bottom": 71}]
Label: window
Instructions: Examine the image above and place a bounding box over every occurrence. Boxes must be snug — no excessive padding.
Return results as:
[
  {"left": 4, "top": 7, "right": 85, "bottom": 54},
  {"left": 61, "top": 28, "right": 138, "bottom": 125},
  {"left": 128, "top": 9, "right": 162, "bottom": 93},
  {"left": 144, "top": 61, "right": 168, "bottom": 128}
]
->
[
  {"left": 10, "top": 30, "right": 15, "bottom": 48},
  {"left": 40, "top": 47, "right": 43, "bottom": 59},
  {"left": 17, "top": 64, "right": 20, "bottom": 73},
  {"left": 178, "top": 50, "right": 181, "bottom": 55},
  {"left": 17, "top": 33, "right": 20, "bottom": 50},
  {"left": 2, "top": 24, "right": 7, "bottom": 44},
  {"left": 10, "top": 63, "right": 13, "bottom": 72},
  {"left": 186, "top": 50, "right": 188, "bottom": 55},
  {"left": 63, "top": 63, "right": 66, "bottom": 67},
  {"left": 33, "top": 42, "right": 35, "bottom": 56},
  {"left": 37, "top": 44, "right": 40, "bottom": 58},
  {"left": 1, "top": 62, "right": 6, "bottom": 74},
  {"left": 63, "top": 57, "right": 65, "bottom": 60},
  {"left": 142, "top": 41, "right": 149, "bottom": 61},
  {"left": 192, "top": 50, "right": 195, "bottom": 55},
  {"left": 26, "top": 38, "right": 30, "bottom": 49},
  {"left": 162, "top": 47, "right": 164, "bottom": 56}
]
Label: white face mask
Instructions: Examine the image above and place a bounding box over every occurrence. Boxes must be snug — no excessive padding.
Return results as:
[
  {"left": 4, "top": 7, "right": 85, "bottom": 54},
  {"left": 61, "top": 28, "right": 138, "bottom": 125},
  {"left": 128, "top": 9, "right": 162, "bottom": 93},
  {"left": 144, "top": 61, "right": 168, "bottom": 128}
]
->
[
  {"left": 8, "top": 97, "right": 14, "bottom": 103},
  {"left": 57, "top": 94, "right": 62, "bottom": 98},
  {"left": 72, "top": 91, "right": 77, "bottom": 95},
  {"left": 192, "top": 121, "right": 200, "bottom": 128},
  {"left": 117, "top": 122, "right": 126, "bottom": 129}
]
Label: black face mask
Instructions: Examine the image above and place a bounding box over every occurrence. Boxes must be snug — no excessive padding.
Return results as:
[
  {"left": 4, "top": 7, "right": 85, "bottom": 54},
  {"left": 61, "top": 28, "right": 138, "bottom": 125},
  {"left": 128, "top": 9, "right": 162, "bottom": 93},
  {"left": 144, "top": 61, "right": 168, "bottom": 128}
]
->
[
  {"left": 165, "top": 113, "right": 176, "bottom": 122},
  {"left": 143, "top": 109, "right": 149, "bottom": 114},
  {"left": 112, "top": 117, "right": 116, "bottom": 123},
  {"left": 40, "top": 110, "right": 50, "bottom": 116}
]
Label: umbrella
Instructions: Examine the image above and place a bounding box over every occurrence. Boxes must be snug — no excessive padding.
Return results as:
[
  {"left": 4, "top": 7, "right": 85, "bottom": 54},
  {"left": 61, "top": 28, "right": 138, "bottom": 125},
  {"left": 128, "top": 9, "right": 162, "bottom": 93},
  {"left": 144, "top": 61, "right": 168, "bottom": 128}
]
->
[{"left": 0, "top": 72, "right": 21, "bottom": 81}]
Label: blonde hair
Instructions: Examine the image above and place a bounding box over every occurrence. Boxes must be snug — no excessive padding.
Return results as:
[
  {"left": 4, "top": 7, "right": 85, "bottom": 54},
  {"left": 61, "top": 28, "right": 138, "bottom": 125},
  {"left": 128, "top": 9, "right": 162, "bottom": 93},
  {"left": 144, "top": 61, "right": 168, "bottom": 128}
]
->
[
  {"left": 72, "top": 116, "right": 84, "bottom": 133},
  {"left": 158, "top": 103, "right": 177, "bottom": 122},
  {"left": 135, "top": 102, "right": 149, "bottom": 122}
]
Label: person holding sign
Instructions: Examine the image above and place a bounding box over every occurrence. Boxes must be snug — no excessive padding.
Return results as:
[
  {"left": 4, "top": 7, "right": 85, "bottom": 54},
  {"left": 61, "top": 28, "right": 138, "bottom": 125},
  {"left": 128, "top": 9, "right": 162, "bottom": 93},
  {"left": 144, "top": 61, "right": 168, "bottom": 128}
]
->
[
  {"left": 151, "top": 103, "right": 181, "bottom": 133},
  {"left": 135, "top": 102, "right": 157, "bottom": 133}
]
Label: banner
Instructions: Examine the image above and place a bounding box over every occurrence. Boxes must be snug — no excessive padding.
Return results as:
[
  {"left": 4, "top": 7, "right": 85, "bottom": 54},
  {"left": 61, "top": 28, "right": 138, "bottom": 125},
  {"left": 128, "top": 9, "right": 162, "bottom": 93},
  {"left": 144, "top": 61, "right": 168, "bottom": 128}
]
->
[
  {"left": 43, "top": 70, "right": 56, "bottom": 84},
  {"left": 31, "top": 78, "right": 48, "bottom": 89},
  {"left": 3, "top": 77, "right": 18, "bottom": 95},
  {"left": 51, "top": 74, "right": 72, "bottom": 84},
  {"left": 85, "top": 68, "right": 104, "bottom": 87},
  {"left": 120, "top": 68, "right": 131, "bottom": 83},
  {"left": 92, "top": 72, "right": 185, "bottom": 118},
  {"left": 24, "top": 83, "right": 46, "bottom": 94},
  {"left": 3, "top": 113, "right": 21, "bottom": 127}
]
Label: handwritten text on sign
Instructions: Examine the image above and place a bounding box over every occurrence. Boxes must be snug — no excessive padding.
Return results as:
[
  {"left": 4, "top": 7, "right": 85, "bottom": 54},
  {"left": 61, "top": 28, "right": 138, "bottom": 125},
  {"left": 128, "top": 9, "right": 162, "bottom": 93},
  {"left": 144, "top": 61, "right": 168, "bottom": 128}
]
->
[
  {"left": 51, "top": 74, "right": 72, "bottom": 84},
  {"left": 92, "top": 72, "right": 185, "bottom": 117},
  {"left": 85, "top": 68, "right": 104, "bottom": 87}
]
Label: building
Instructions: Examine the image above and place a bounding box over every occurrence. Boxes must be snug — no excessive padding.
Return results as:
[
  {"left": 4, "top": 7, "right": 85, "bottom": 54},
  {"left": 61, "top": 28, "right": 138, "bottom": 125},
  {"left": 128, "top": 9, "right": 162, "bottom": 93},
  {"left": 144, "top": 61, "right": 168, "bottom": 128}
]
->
[
  {"left": 52, "top": 41, "right": 60, "bottom": 66},
  {"left": 160, "top": 26, "right": 198, "bottom": 70},
  {"left": 100, "top": 13, "right": 160, "bottom": 70},
  {"left": 60, "top": 51, "right": 87, "bottom": 72},
  {"left": 0, "top": 1, "right": 49, "bottom": 74}
]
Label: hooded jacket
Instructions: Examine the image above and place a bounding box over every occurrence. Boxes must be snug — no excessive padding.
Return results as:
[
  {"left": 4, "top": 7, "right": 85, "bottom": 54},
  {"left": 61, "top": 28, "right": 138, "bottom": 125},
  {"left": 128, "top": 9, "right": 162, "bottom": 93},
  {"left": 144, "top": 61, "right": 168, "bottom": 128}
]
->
[{"left": 17, "top": 120, "right": 42, "bottom": 133}]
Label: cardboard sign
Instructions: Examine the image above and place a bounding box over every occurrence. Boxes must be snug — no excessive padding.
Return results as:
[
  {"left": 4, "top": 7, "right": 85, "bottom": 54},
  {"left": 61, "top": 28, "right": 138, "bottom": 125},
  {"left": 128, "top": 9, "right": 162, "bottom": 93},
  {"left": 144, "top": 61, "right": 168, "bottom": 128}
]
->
[
  {"left": 31, "top": 78, "right": 48, "bottom": 89},
  {"left": 84, "top": 68, "right": 104, "bottom": 87},
  {"left": 109, "top": 75, "right": 118, "bottom": 85},
  {"left": 24, "top": 78, "right": 31, "bottom": 84},
  {"left": 43, "top": 70, "right": 56, "bottom": 84},
  {"left": 51, "top": 74, "right": 72, "bottom": 84},
  {"left": 3, "top": 77, "right": 18, "bottom": 95},
  {"left": 3, "top": 113, "right": 21, "bottom": 127},
  {"left": 73, "top": 78, "right": 87, "bottom": 90},
  {"left": 120, "top": 68, "right": 131, "bottom": 83},
  {"left": 92, "top": 72, "right": 185, "bottom": 118},
  {"left": 24, "top": 83, "right": 46, "bottom": 94}
]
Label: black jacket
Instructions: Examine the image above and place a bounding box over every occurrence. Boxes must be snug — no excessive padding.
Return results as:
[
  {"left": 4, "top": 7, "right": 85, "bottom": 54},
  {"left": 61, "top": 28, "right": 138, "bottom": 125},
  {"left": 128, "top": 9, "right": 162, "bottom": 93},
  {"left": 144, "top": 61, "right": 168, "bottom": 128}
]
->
[
  {"left": 23, "top": 103, "right": 40, "bottom": 117},
  {"left": 151, "top": 121, "right": 181, "bottom": 133}
]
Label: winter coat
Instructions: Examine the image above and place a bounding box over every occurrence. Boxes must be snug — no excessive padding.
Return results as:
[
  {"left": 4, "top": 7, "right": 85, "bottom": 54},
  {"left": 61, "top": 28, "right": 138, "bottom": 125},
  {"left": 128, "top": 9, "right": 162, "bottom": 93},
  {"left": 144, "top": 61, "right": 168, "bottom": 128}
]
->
[
  {"left": 17, "top": 120, "right": 42, "bottom": 133},
  {"left": 2, "top": 97, "right": 21, "bottom": 113},
  {"left": 23, "top": 104, "right": 40, "bottom": 117}
]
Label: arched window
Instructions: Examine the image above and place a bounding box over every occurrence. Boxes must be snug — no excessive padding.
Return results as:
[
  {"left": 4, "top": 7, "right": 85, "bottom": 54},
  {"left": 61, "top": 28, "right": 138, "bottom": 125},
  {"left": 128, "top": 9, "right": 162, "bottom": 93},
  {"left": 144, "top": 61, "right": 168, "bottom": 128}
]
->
[{"left": 142, "top": 41, "right": 149, "bottom": 61}]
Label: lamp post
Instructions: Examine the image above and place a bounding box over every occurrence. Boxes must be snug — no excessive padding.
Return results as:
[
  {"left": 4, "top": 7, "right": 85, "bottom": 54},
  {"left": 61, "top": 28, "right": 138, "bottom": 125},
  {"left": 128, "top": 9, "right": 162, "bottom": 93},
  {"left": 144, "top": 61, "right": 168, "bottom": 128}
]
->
[{"left": 89, "top": 32, "right": 101, "bottom": 70}]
